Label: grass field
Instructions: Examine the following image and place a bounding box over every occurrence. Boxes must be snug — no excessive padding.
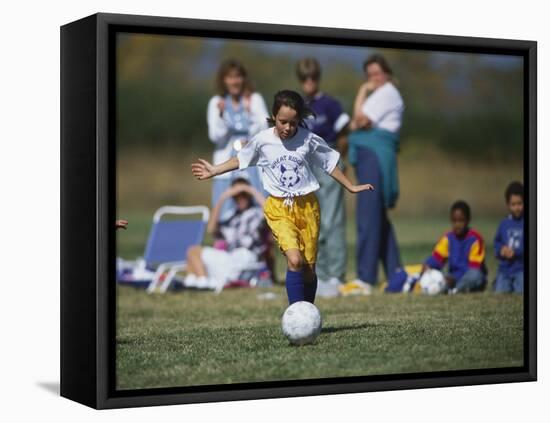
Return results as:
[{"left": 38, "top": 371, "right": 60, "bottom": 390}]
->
[
  {"left": 117, "top": 287, "right": 523, "bottom": 390},
  {"left": 116, "top": 215, "right": 524, "bottom": 390},
  {"left": 115, "top": 147, "right": 524, "bottom": 390}
]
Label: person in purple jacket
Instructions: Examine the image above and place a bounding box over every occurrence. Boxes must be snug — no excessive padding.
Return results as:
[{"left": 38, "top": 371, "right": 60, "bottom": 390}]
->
[
  {"left": 295, "top": 58, "right": 350, "bottom": 296},
  {"left": 494, "top": 182, "right": 524, "bottom": 294}
]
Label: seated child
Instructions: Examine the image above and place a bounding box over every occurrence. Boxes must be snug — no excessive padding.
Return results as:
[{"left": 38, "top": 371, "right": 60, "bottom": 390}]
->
[
  {"left": 423, "top": 200, "right": 487, "bottom": 294},
  {"left": 493, "top": 181, "right": 524, "bottom": 294},
  {"left": 184, "top": 177, "right": 269, "bottom": 292}
]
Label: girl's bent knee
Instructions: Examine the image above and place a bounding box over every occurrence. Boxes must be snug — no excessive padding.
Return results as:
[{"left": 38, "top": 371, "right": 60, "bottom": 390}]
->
[{"left": 286, "top": 253, "right": 304, "bottom": 271}]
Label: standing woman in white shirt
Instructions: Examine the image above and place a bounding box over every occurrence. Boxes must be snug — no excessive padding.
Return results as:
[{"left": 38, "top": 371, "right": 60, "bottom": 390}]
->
[
  {"left": 347, "top": 54, "right": 405, "bottom": 293},
  {"left": 207, "top": 59, "right": 269, "bottom": 220}
]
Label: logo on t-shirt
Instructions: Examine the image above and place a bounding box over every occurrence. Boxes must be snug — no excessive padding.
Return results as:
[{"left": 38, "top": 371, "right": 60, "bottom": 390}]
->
[
  {"left": 279, "top": 162, "right": 301, "bottom": 188},
  {"left": 270, "top": 154, "right": 305, "bottom": 189}
]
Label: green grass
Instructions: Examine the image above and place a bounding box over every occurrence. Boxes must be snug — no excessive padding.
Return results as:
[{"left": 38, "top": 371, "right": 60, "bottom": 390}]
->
[
  {"left": 116, "top": 215, "right": 523, "bottom": 390},
  {"left": 115, "top": 145, "right": 524, "bottom": 390},
  {"left": 116, "top": 287, "right": 523, "bottom": 390}
]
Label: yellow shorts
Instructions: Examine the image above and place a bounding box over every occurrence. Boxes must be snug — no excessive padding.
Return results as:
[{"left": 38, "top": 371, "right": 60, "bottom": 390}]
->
[{"left": 263, "top": 192, "right": 320, "bottom": 265}]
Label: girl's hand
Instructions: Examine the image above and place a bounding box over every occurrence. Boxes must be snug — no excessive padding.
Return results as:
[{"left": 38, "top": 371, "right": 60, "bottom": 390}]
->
[
  {"left": 191, "top": 158, "right": 216, "bottom": 180},
  {"left": 350, "top": 184, "right": 374, "bottom": 193},
  {"left": 115, "top": 219, "right": 128, "bottom": 230}
]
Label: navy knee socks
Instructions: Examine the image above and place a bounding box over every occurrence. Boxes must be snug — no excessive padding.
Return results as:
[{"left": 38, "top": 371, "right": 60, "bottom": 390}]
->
[
  {"left": 286, "top": 269, "right": 317, "bottom": 304},
  {"left": 285, "top": 269, "right": 304, "bottom": 304},
  {"left": 304, "top": 274, "right": 318, "bottom": 304}
]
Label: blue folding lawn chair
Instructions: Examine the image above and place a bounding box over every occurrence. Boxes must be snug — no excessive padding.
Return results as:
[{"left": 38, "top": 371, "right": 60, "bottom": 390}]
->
[{"left": 144, "top": 205, "right": 210, "bottom": 293}]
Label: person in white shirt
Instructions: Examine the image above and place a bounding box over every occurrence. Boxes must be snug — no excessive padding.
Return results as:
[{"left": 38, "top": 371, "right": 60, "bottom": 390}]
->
[
  {"left": 192, "top": 90, "right": 374, "bottom": 306},
  {"left": 206, "top": 59, "right": 269, "bottom": 220},
  {"left": 343, "top": 54, "right": 404, "bottom": 296}
]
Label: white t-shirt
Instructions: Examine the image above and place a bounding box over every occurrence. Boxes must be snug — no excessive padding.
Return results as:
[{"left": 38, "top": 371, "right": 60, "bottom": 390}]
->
[
  {"left": 237, "top": 126, "right": 340, "bottom": 198},
  {"left": 361, "top": 82, "right": 404, "bottom": 133}
]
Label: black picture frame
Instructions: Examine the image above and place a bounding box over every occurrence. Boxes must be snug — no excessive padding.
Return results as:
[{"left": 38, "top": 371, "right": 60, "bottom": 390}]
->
[{"left": 60, "top": 12, "right": 537, "bottom": 409}]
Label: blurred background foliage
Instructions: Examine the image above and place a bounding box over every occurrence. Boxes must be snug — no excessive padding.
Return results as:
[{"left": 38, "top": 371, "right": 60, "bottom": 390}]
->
[{"left": 117, "top": 33, "right": 523, "bottom": 159}]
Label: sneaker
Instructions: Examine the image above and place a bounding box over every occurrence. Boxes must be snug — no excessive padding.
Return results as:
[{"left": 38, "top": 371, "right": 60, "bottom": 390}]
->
[
  {"left": 184, "top": 273, "right": 197, "bottom": 288},
  {"left": 195, "top": 276, "right": 210, "bottom": 289},
  {"left": 328, "top": 277, "right": 344, "bottom": 286},
  {"left": 317, "top": 279, "right": 340, "bottom": 298},
  {"left": 339, "top": 279, "right": 373, "bottom": 296}
]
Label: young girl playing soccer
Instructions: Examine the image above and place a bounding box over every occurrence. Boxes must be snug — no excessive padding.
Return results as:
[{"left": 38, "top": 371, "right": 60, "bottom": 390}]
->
[{"left": 192, "top": 90, "right": 374, "bottom": 304}]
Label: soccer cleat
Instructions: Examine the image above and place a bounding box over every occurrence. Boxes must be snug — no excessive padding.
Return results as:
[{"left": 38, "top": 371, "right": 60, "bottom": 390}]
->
[{"left": 338, "top": 279, "right": 373, "bottom": 296}]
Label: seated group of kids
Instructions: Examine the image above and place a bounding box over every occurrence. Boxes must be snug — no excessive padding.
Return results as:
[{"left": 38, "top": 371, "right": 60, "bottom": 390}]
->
[{"left": 422, "top": 181, "right": 524, "bottom": 294}]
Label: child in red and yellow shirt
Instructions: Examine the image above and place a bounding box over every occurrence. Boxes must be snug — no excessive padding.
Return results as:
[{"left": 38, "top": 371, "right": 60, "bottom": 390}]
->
[{"left": 424, "top": 200, "right": 487, "bottom": 293}]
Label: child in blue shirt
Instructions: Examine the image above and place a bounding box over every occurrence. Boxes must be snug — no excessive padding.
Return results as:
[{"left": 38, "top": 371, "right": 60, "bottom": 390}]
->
[
  {"left": 424, "top": 200, "right": 487, "bottom": 293},
  {"left": 494, "top": 181, "right": 524, "bottom": 294}
]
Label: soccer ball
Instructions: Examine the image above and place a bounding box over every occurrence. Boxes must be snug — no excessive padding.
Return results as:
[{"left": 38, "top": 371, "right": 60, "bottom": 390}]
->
[
  {"left": 419, "top": 269, "right": 447, "bottom": 295},
  {"left": 281, "top": 301, "right": 322, "bottom": 346}
]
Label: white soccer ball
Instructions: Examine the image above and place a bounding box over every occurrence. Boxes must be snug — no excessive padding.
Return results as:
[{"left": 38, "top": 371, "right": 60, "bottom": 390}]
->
[
  {"left": 419, "top": 269, "right": 447, "bottom": 295},
  {"left": 281, "top": 301, "right": 322, "bottom": 346}
]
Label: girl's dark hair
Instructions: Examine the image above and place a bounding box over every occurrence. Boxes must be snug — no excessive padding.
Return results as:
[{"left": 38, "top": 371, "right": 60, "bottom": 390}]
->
[
  {"left": 267, "top": 90, "right": 315, "bottom": 127},
  {"left": 216, "top": 58, "right": 254, "bottom": 96},
  {"left": 363, "top": 54, "right": 394, "bottom": 77},
  {"left": 450, "top": 200, "right": 471, "bottom": 221},
  {"left": 505, "top": 181, "right": 524, "bottom": 203}
]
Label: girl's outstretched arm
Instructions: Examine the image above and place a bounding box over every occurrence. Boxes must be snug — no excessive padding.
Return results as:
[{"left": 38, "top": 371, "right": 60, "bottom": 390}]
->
[
  {"left": 330, "top": 164, "right": 374, "bottom": 194},
  {"left": 191, "top": 156, "right": 239, "bottom": 180}
]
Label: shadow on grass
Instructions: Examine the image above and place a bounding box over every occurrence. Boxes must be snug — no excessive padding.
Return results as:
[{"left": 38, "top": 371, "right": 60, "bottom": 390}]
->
[{"left": 322, "top": 323, "right": 374, "bottom": 333}]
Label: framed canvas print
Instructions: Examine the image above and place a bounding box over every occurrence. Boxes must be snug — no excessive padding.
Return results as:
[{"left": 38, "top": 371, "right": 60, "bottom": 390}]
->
[{"left": 60, "top": 12, "right": 537, "bottom": 409}]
